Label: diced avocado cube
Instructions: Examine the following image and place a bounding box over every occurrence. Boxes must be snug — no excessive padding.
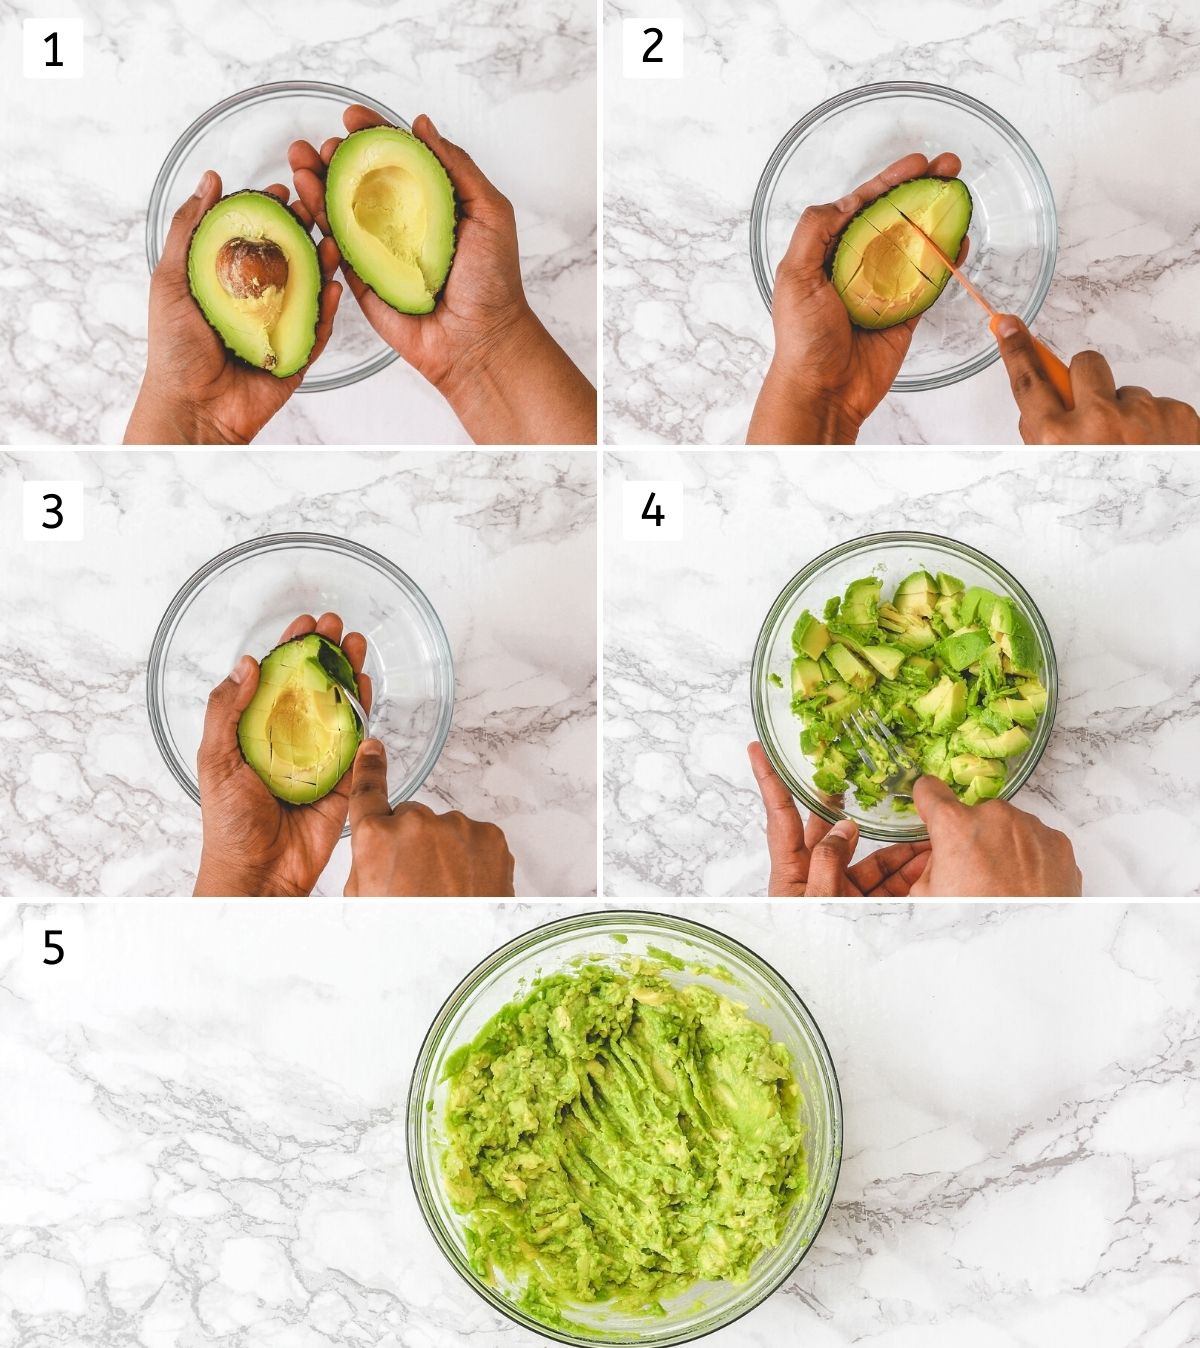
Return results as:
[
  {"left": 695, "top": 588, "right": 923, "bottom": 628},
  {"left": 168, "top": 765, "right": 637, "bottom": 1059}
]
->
[
  {"left": 952, "top": 717, "right": 1032, "bottom": 759},
  {"left": 893, "top": 570, "right": 939, "bottom": 617},
  {"left": 842, "top": 576, "right": 882, "bottom": 628},
  {"left": 949, "top": 753, "right": 1005, "bottom": 787},
  {"left": 990, "top": 695, "right": 1038, "bottom": 727},
  {"left": 937, "top": 627, "right": 992, "bottom": 672},
  {"left": 936, "top": 572, "right": 964, "bottom": 596},
  {"left": 792, "top": 610, "right": 831, "bottom": 660},
  {"left": 1015, "top": 679, "right": 1048, "bottom": 714},
  {"left": 791, "top": 657, "right": 825, "bottom": 699},
  {"left": 912, "top": 674, "right": 968, "bottom": 734},
  {"left": 959, "top": 585, "right": 1000, "bottom": 626},
  {"left": 861, "top": 644, "right": 906, "bottom": 680},
  {"left": 826, "top": 643, "right": 875, "bottom": 690}
]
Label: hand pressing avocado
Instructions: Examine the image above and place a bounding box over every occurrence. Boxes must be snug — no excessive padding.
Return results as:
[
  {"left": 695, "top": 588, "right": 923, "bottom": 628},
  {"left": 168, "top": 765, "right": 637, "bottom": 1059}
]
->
[
  {"left": 441, "top": 960, "right": 807, "bottom": 1328},
  {"left": 187, "top": 191, "right": 321, "bottom": 375},
  {"left": 236, "top": 632, "right": 364, "bottom": 804},
  {"left": 787, "top": 569, "right": 1047, "bottom": 811},
  {"left": 831, "top": 176, "right": 972, "bottom": 329}
]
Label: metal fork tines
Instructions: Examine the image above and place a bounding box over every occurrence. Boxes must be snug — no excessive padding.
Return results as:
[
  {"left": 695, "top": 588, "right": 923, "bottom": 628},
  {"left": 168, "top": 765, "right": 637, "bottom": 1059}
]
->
[{"left": 845, "top": 708, "right": 918, "bottom": 796}]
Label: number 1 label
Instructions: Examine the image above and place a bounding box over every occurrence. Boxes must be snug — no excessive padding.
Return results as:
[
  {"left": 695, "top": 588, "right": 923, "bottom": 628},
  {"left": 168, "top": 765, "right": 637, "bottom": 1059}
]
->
[{"left": 23, "top": 18, "right": 84, "bottom": 78}]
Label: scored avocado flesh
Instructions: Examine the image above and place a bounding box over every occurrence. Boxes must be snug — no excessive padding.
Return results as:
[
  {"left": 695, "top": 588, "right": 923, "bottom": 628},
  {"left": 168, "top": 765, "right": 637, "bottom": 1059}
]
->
[
  {"left": 236, "top": 633, "right": 363, "bottom": 805},
  {"left": 785, "top": 567, "right": 1047, "bottom": 813},
  {"left": 831, "top": 177, "right": 973, "bottom": 330}
]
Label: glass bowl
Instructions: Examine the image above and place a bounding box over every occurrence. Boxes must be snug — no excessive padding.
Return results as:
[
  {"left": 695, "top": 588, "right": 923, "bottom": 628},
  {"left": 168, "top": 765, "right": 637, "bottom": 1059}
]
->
[
  {"left": 751, "top": 531, "right": 1058, "bottom": 843},
  {"left": 407, "top": 910, "right": 842, "bottom": 1347},
  {"left": 147, "top": 80, "right": 408, "bottom": 393},
  {"left": 147, "top": 532, "right": 453, "bottom": 836},
  {"left": 750, "top": 81, "right": 1057, "bottom": 391}
]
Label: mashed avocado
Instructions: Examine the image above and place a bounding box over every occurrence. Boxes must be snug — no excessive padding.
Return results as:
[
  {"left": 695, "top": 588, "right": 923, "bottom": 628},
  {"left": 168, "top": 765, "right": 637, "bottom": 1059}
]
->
[{"left": 440, "top": 960, "right": 807, "bottom": 1326}]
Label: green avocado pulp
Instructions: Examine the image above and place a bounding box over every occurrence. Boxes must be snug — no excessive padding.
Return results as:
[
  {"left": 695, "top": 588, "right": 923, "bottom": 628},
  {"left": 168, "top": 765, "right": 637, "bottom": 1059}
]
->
[
  {"left": 786, "top": 568, "right": 1048, "bottom": 812},
  {"left": 440, "top": 960, "right": 808, "bottom": 1328}
]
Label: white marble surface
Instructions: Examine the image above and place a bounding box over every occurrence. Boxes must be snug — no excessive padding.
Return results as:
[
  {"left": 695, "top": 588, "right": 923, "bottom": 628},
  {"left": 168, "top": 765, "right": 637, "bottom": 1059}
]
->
[
  {"left": 604, "top": 450, "right": 1200, "bottom": 897},
  {"left": 2, "top": 900, "right": 1198, "bottom": 1346},
  {"left": 603, "top": 0, "right": 1200, "bottom": 444},
  {"left": 0, "top": 0, "right": 596, "bottom": 445},
  {"left": 0, "top": 450, "right": 597, "bottom": 897}
]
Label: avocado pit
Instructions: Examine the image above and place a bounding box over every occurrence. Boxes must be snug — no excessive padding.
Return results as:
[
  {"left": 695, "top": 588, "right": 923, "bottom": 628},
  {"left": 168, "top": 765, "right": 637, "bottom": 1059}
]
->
[{"left": 215, "top": 238, "right": 290, "bottom": 300}]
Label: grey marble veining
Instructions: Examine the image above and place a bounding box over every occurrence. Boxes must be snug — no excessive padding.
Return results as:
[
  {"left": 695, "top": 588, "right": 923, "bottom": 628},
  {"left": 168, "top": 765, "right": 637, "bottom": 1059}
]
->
[
  {"left": 604, "top": 0, "right": 1200, "bottom": 444},
  {"left": 0, "top": 450, "right": 597, "bottom": 897},
  {"left": 1, "top": 901, "right": 1197, "bottom": 1345},
  {"left": 604, "top": 449, "right": 1200, "bottom": 897},
  {"left": 0, "top": 0, "right": 596, "bottom": 445}
]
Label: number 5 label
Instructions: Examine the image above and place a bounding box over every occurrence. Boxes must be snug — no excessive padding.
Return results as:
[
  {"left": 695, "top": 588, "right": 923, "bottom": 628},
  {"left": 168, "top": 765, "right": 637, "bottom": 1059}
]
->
[
  {"left": 23, "top": 18, "right": 84, "bottom": 78},
  {"left": 622, "top": 17, "right": 683, "bottom": 79},
  {"left": 622, "top": 480, "right": 683, "bottom": 541},
  {"left": 23, "top": 481, "right": 84, "bottom": 540}
]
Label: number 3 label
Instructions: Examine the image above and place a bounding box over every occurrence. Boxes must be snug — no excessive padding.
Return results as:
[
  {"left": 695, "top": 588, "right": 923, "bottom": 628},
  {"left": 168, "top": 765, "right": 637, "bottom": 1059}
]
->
[
  {"left": 23, "top": 481, "right": 84, "bottom": 540},
  {"left": 622, "top": 17, "right": 683, "bottom": 79}
]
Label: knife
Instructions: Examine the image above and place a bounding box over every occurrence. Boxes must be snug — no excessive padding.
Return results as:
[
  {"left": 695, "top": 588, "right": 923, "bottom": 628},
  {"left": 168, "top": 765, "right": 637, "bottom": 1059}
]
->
[{"left": 898, "top": 212, "right": 1074, "bottom": 410}]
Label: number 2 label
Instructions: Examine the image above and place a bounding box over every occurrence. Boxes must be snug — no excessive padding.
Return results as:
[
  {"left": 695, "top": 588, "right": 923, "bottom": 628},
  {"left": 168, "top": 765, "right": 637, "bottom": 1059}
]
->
[{"left": 622, "top": 18, "right": 683, "bottom": 79}]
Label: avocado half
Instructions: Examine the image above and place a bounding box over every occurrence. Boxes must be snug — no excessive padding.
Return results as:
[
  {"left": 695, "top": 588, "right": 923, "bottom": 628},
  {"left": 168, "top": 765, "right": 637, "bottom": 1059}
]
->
[
  {"left": 831, "top": 176, "right": 973, "bottom": 330},
  {"left": 325, "top": 126, "right": 457, "bottom": 314},
  {"left": 236, "top": 633, "right": 364, "bottom": 805},
  {"left": 187, "top": 191, "right": 320, "bottom": 377}
]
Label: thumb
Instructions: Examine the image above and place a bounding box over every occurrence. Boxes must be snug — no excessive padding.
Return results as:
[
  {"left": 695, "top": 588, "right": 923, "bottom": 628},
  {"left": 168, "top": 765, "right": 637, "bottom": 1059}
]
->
[
  {"left": 805, "top": 818, "right": 858, "bottom": 897},
  {"left": 411, "top": 113, "right": 507, "bottom": 219},
  {"left": 157, "top": 170, "right": 222, "bottom": 295},
  {"left": 348, "top": 738, "right": 392, "bottom": 830},
  {"left": 992, "top": 314, "right": 1064, "bottom": 424},
  {"left": 913, "top": 775, "right": 967, "bottom": 840},
  {"left": 197, "top": 655, "right": 259, "bottom": 780},
  {"left": 776, "top": 194, "right": 862, "bottom": 291}
]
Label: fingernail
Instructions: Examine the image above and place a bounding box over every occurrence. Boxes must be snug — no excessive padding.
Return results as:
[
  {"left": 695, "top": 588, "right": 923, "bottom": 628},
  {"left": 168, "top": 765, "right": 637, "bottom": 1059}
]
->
[
  {"left": 229, "top": 655, "right": 251, "bottom": 684},
  {"left": 994, "top": 314, "right": 1021, "bottom": 339},
  {"left": 830, "top": 819, "right": 857, "bottom": 841},
  {"left": 421, "top": 114, "right": 438, "bottom": 137},
  {"left": 836, "top": 194, "right": 858, "bottom": 214},
  {"left": 193, "top": 171, "right": 211, "bottom": 197},
  {"left": 360, "top": 738, "right": 384, "bottom": 757}
]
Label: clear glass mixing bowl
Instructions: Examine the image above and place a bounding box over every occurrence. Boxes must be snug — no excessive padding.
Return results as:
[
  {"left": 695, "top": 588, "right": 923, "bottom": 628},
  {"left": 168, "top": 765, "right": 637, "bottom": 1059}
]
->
[
  {"left": 751, "top": 531, "right": 1058, "bottom": 843},
  {"left": 751, "top": 81, "right": 1057, "bottom": 390},
  {"left": 146, "top": 80, "right": 408, "bottom": 392},
  {"left": 146, "top": 532, "right": 453, "bottom": 837},
  {"left": 407, "top": 910, "right": 843, "bottom": 1347}
]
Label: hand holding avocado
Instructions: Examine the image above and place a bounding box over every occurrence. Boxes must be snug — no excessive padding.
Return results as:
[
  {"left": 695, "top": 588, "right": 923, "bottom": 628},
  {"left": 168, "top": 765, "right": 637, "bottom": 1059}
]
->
[
  {"left": 749, "top": 742, "right": 1081, "bottom": 896},
  {"left": 194, "top": 611, "right": 369, "bottom": 897},
  {"left": 126, "top": 174, "right": 343, "bottom": 445},
  {"left": 344, "top": 737, "right": 515, "bottom": 897},
  {"left": 288, "top": 106, "right": 596, "bottom": 445},
  {"left": 994, "top": 316, "right": 1200, "bottom": 444},
  {"left": 748, "top": 151, "right": 965, "bottom": 445}
]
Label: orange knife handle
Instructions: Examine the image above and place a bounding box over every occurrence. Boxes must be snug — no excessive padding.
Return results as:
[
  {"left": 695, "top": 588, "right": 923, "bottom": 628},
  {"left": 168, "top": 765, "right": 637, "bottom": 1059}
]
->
[{"left": 1032, "top": 338, "right": 1075, "bottom": 411}]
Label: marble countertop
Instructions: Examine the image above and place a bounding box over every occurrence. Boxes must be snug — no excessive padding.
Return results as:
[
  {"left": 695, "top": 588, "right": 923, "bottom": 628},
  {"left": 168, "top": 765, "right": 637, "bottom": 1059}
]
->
[
  {"left": 604, "top": 449, "right": 1200, "bottom": 897},
  {"left": 0, "top": 0, "right": 596, "bottom": 445},
  {"left": 603, "top": 0, "right": 1200, "bottom": 444},
  {"left": 0, "top": 450, "right": 597, "bottom": 897},
  {"left": 2, "top": 900, "right": 1198, "bottom": 1346}
]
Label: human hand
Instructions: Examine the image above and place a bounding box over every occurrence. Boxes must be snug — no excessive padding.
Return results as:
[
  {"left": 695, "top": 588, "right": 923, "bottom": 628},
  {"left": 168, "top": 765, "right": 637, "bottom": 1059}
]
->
[
  {"left": 993, "top": 315, "right": 1200, "bottom": 444},
  {"left": 748, "top": 743, "right": 931, "bottom": 897},
  {"left": 344, "top": 738, "right": 515, "bottom": 896},
  {"left": 748, "top": 152, "right": 963, "bottom": 445},
  {"left": 289, "top": 108, "right": 595, "bottom": 444},
  {"left": 125, "top": 173, "right": 341, "bottom": 445},
  {"left": 908, "top": 776, "right": 1082, "bottom": 896},
  {"left": 194, "top": 612, "right": 371, "bottom": 897}
]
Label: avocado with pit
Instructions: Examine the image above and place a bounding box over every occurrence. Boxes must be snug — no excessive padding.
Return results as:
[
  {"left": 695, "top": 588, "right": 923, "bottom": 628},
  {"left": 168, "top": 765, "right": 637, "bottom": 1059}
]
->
[
  {"left": 187, "top": 191, "right": 321, "bottom": 377},
  {"left": 831, "top": 176, "right": 973, "bottom": 330},
  {"left": 325, "top": 126, "right": 457, "bottom": 314},
  {"left": 237, "top": 633, "right": 364, "bottom": 805}
]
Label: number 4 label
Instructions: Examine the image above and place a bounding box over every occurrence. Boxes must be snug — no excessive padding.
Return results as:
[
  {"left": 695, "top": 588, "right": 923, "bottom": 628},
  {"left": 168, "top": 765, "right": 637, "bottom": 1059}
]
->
[
  {"left": 623, "top": 480, "right": 683, "bottom": 541},
  {"left": 23, "top": 18, "right": 84, "bottom": 78},
  {"left": 622, "top": 18, "right": 683, "bottom": 79},
  {"left": 23, "top": 481, "right": 84, "bottom": 540}
]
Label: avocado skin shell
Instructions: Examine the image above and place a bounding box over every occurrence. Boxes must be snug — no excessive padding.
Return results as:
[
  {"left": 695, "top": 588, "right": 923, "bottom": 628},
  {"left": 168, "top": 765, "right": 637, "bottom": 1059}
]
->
[
  {"left": 235, "top": 633, "right": 363, "bottom": 804},
  {"left": 186, "top": 189, "right": 321, "bottom": 376},
  {"left": 326, "top": 126, "right": 460, "bottom": 311},
  {"left": 828, "top": 176, "right": 974, "bottom": 330}
]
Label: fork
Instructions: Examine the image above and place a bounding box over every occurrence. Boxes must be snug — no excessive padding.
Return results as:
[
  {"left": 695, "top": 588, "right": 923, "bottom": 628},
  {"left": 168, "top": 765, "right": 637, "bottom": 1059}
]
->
[{"left": 845, "top": 708, "right": 919, "bottom": 798}]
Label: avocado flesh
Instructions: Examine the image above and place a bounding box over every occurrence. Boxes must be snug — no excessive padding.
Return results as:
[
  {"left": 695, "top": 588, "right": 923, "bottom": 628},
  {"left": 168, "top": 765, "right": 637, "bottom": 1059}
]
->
[
  {"left": 237, "top": 634, "right": 364, "bottom": 805},
  {"left": 187, "top": 191, "right": 320, "bottom": 377},
  {"left": 832, "top": 177, "right": 973, "bottom": 330},
  {"left": 783, "top": 566, "right": 1047, "bottom": 813},
  {"left": 326, "top": 127, "right": 457, "bottom": 314}
]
